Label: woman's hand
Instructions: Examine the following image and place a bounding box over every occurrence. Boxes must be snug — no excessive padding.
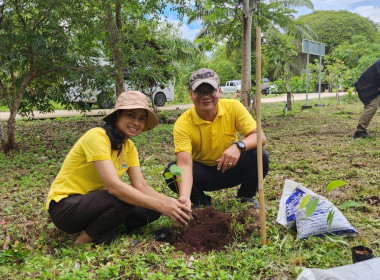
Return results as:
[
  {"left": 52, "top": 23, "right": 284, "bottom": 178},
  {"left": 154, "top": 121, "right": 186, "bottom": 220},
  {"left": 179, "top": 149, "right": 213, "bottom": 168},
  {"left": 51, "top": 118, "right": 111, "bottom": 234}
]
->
[{"left": 161, "top": 197, "right": 192, "bottom": 226}]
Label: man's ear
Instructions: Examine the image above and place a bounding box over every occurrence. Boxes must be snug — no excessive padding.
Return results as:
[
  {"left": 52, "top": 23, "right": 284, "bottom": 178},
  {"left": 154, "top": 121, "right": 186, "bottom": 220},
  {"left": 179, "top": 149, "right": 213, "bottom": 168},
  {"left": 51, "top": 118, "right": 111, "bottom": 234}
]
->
[{"left": 189, "top": 90, "right": 195, "bottom": 101}]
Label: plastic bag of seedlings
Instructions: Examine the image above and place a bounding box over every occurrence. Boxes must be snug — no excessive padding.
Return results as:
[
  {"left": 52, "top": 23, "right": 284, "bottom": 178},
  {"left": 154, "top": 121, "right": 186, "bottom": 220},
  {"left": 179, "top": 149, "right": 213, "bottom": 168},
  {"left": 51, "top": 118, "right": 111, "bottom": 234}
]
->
[
  {"left": 294, "top": 198, "right": 358, "bottom": 239},
  {"left": 277, "top": 179, "right": 322, "bottom": 229},
  {"left": 276, "top": 179, "right": 358, "bottom": 239}
]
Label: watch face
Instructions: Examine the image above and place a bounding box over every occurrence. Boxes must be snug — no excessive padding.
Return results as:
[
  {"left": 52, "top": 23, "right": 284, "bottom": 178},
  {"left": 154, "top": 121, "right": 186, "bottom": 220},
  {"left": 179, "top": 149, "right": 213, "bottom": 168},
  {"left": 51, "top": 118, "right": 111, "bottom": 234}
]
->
[{"left": 236, "top": 141, "right": 246, "bottom": 151}]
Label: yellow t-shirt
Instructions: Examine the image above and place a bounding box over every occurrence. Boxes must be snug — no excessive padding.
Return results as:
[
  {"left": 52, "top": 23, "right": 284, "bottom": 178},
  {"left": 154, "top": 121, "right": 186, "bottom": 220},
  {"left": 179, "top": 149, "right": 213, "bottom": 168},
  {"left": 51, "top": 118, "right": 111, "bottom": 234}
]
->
[
  {"left": 46, "top": 127, "right": 139, "bottom": 209},
  {"left": 174, "top": 99, "right": 256, "bottom": 166}
]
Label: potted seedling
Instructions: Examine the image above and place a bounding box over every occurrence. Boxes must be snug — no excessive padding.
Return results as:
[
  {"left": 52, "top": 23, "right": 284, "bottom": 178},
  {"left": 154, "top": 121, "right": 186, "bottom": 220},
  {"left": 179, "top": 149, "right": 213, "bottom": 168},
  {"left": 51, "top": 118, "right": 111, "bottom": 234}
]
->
[
  {"left": 155, "top": 164, "right": 185, "bottom": 241},
  {"left": 300, "top": 180, "right": 374, "bottom": 263},
  {"left": 351, "top": 245, "right": 373, "bottom": 263}
]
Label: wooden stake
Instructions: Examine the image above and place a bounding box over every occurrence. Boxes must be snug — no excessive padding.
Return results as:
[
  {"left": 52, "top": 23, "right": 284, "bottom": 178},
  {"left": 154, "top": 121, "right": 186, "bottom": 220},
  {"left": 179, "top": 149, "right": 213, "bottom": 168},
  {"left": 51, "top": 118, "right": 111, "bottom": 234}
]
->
[{"left": 255, "top": 26, "right": 266, "bottom": 246}]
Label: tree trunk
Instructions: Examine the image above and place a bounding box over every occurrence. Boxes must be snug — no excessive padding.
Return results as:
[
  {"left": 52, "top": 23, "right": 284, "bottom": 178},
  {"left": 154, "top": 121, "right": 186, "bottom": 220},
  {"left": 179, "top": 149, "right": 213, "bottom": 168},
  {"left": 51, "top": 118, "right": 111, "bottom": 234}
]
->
[
  {"left": 105, "top": 1, "right": 125, "bottom": 96},
  {"left": 336, "top": 89, "right": 341, "bottom": 104},
  {"left": 7, "top": 113, "right": 17, "bottom": 149},
  {"left": 287, "top": 92, "right": 292, "bottom": 111},
  {"left": 240, "top": 0, "right": 253, "bottom": 109},
  {"left": 1, "top": 69, "right": 31, "bottom": 151},
  {"left": 0, "top": 121, "right": 6, "bottom": 149}
]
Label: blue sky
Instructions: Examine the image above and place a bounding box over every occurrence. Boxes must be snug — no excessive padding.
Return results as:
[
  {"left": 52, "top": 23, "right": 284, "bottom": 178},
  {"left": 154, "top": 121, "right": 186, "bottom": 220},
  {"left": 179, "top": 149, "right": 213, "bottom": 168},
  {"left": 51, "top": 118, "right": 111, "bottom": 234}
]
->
[{"left": 165, "top": 0, "right": 380, "bottom": 41}]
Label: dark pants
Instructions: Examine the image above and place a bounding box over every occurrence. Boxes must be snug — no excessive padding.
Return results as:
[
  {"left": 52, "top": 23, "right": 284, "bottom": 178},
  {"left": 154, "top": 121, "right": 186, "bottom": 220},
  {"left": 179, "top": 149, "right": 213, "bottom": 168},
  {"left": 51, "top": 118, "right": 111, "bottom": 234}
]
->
[
  {"left": 48, "top": 190, "right": 161, "bottom": 244},
  {"left": 164, "top": 149, "right": 269, "bottom": 204}
]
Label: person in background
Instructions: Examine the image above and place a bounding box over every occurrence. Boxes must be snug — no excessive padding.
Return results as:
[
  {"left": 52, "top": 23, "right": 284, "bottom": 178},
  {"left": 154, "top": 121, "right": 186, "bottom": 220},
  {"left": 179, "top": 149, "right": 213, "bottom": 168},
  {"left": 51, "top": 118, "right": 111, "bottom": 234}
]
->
[
  {"left": 353, "top": 60, "right": 380, "bottom": 139},
  {"left": 46, "top": 91, "right": 191, "bottom": 246},
  {"left": 164, "top": 68, "right": 269, "bottom": 209}
]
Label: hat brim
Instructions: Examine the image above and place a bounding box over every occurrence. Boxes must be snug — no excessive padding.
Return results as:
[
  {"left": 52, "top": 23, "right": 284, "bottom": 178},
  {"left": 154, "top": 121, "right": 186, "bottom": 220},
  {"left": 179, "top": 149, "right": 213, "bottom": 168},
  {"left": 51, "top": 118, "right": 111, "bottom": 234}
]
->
[
  {"left": 191, "top": 80, "right": 219, "bottom": 91},
  {"left": 103, "top": 106, "right": 159, "bottom": 132}
]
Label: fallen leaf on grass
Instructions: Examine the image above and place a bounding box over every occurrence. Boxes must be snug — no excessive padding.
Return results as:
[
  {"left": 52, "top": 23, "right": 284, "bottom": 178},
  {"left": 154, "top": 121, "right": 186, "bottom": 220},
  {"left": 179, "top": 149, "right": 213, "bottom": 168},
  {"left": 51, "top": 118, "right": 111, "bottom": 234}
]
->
[
  {"left": 186, "top": 255, "right": 195, "bottom": 268},
  {"left": 352, "top": 162, "right": 367, "bottom": 167},
  {"left": 3, "top": 234, "right": 11, "bottom": 250},
  {"left": 295, "top": 168, "right": 304, "bottom": 173},
  {"left": 368, "top": 196, "right": 380, "bottom": 206}
]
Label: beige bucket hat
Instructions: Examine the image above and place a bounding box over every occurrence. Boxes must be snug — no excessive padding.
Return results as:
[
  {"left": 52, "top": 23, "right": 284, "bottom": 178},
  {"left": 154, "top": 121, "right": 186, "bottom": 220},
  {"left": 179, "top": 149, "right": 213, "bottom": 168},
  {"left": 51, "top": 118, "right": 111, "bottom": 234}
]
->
[{"left": 103, "top": 91, "right": 159, "bottom": 132}]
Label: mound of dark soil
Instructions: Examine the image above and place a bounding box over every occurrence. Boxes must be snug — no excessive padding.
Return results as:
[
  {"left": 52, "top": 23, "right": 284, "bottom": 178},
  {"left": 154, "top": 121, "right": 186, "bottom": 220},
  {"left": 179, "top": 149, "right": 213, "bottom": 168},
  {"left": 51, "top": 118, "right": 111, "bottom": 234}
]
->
[{"left": 171, "top": 206, "right": 260, "bottom": 254}]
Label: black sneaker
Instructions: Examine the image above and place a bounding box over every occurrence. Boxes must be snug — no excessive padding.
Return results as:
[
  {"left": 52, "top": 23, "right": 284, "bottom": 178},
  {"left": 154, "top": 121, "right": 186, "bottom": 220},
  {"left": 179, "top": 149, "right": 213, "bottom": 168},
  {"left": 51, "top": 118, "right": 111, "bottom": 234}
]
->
[
  {"left": 353, "top": 131, "right": 371, "bottom": 139},
  {"left": 239, "top": 197, "right": 270, "bottom": 210},
  {"left": 192, "top": 195, "right": 212, "bottom": 209}
]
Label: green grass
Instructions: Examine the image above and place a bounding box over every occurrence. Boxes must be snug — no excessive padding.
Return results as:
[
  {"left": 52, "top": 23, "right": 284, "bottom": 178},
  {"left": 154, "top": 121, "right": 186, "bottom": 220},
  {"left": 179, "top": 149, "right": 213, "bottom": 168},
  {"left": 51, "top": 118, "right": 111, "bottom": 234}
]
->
[{"left": 0, "top": 96, "right": 379, "bottom": 279}]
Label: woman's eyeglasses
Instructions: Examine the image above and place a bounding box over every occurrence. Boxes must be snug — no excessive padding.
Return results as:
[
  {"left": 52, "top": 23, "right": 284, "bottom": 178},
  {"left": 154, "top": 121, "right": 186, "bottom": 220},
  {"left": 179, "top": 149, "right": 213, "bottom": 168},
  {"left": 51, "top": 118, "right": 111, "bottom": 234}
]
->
[{"left": 193, "top": 89, "right": 217, "bottom": 98}]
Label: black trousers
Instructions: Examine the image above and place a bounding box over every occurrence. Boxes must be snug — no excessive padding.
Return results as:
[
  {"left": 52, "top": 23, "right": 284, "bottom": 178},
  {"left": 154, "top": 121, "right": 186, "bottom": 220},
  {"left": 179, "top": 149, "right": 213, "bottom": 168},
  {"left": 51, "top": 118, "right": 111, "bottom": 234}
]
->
[
  {"left": 48, "top": 190, "right": 161, "bottom": 244},
  {"left": 164, "top": 149, "right": 269, "bottom": 203}
]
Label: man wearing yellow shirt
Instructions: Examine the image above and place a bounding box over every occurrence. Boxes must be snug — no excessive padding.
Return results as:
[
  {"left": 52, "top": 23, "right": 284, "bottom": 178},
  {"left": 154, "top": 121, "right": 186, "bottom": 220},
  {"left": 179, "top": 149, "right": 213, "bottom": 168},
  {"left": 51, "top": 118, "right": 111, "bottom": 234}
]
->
[{"left": 164, "top": 68, "right": 269, "bottom": 209}]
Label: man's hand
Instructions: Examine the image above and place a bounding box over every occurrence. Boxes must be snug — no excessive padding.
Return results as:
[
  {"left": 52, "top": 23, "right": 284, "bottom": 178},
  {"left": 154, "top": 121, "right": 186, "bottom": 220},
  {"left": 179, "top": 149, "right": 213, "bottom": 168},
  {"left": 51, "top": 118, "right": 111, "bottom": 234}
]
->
[
  {"left": 161, "top": 197, "right": 192, "bottom": 226},
  {"left": 178, "top": 196, "right": 192, "bottom": 209},
  {"left": 217, "top": 144, "right": 241, "bottom": 173}
]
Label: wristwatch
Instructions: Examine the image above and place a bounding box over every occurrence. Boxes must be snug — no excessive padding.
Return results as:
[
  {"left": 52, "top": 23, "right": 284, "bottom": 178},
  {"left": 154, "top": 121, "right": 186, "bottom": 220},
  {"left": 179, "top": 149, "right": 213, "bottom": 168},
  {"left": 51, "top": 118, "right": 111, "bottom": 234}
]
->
[{"left": 234, "top": 141, "right": 246, "bottom": 153}]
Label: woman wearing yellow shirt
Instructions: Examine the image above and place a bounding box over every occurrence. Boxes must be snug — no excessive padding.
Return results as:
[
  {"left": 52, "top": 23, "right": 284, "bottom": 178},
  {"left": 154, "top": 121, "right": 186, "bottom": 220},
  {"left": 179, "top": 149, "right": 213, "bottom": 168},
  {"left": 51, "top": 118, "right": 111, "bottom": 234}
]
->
[{"left": 46, "top": 91, "right": 191, "bottom": 245}]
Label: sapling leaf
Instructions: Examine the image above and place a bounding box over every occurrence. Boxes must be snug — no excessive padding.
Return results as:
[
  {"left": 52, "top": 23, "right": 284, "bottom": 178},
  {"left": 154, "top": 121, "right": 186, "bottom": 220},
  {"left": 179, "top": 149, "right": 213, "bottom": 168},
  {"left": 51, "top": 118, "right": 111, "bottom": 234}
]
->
[
  {"left": 169, "top": 164, "right": 184, "bottom": 177},
  {"left": 327, "top": 209, "right": 335, "bottom": 229},
  {"left": 163, "top": 172, "right": 173, "bottom": 179},
  {"left": 300, "top": 195, "right": 311, "bottom": 209},
  {"left": 305, "top": 198, "right": 319, "bottom": 219},
  {"left": 326, "top": 180, "right": 346, "bottom": 193}
]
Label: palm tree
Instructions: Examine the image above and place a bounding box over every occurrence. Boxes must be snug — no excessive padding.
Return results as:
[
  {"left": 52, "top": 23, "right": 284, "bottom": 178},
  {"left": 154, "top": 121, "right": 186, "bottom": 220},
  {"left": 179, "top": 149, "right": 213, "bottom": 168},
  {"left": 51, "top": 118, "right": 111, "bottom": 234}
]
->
[{"left": 181, "top": 0, "right": 314, "bottom": 107}]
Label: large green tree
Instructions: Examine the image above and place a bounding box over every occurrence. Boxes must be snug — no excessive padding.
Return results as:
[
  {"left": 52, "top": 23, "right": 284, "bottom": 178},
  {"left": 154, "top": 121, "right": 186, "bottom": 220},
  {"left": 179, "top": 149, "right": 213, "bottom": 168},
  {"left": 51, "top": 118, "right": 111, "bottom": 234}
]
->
[
  {"left": 123, "top": 20, "right": 200, "bottom": 113},
  {"left": 0, "top": 0, "right": 99, "bottom": 151},
  {"left": 0, "top": 0, "right": 198, "bottom": 151},
  {"left": 298, "top": 10, "right": 380, "bottom": 54}
]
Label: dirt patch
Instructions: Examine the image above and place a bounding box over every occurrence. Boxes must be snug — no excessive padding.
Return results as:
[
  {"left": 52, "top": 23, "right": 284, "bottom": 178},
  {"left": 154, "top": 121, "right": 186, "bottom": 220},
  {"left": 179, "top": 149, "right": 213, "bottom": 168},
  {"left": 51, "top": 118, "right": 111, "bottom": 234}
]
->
[{"left": 170, "top": 206, "right": 260, "bottom": 254}]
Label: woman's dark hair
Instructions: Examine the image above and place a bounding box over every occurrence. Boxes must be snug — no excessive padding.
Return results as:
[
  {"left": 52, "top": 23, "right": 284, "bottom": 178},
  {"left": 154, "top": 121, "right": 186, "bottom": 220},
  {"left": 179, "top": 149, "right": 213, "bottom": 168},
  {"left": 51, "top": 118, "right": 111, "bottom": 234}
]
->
[{"left": 102, "top": 111, "right": 125, "bottom": 150}]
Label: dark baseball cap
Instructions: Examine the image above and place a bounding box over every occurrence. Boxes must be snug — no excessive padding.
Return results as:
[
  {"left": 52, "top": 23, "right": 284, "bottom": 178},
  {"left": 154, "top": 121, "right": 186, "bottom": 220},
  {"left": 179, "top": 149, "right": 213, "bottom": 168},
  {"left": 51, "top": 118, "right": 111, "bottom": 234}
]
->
[{"left": 189, "top": 68, "right": 220, "bottom": 91}]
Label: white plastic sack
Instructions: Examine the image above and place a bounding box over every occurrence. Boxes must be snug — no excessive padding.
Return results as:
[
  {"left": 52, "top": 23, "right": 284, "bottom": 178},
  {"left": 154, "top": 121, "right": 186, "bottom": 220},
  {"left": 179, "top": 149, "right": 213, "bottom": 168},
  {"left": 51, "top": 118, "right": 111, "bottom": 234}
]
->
[
  {"left": 295, "top": 199, "right": 358, "bottom": 239},
  {"left": 296, "top": 257, "right": 380, "bottom": 280},
  {"left": 276, "top": 179, "right": 358, "bottom": 239},
  {"left": 277, "top": 179, "right": 322, "bottom": 229}
]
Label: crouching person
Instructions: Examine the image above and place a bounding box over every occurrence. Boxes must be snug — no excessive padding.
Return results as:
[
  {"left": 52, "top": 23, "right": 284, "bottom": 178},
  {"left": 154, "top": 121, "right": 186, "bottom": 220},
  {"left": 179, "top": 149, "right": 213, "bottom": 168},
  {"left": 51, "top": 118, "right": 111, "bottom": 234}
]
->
[
  {"left": 46, "top": 91, "right": 191, "bottom": 245},
  {"left": 164, "top": 69, "right": 269, "bottom": 209}
]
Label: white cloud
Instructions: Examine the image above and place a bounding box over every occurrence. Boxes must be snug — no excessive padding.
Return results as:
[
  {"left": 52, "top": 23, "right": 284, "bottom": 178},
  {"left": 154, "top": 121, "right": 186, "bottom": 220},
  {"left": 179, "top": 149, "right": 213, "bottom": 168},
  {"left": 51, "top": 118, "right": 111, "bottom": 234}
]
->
[
  {"left": 353, "top": 5, "right": 380, "bottom": 23},
  {"left": 165, "top": 16, "right": 202, "bottom": 41}
]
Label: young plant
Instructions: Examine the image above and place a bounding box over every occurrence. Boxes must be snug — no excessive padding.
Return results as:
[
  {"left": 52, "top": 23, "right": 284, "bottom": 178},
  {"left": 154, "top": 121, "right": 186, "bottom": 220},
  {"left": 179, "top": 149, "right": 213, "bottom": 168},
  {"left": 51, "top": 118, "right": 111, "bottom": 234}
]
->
[
  {"left": 300, "top": 180, "right": 346, "bottom": 229},
  {"left": 163, "top": 164, "right": 184, "bottom": 193}
]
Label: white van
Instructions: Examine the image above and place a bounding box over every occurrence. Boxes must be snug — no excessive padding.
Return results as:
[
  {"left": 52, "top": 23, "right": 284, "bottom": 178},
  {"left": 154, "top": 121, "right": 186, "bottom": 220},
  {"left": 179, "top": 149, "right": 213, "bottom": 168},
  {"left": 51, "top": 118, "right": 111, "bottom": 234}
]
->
[{"left": 66, "top": 81, "right": 175, "bottom": 108}]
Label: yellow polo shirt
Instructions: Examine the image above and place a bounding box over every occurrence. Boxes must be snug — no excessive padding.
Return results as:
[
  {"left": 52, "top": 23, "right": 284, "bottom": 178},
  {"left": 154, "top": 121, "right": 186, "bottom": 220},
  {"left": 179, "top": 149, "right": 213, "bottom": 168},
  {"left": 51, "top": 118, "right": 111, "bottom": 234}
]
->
[
  {"left": 174, "top": 99, "right": 256, "bottom": 166},
  {"left": 46, "top": 127, "right": 139, "bottom": 209}
]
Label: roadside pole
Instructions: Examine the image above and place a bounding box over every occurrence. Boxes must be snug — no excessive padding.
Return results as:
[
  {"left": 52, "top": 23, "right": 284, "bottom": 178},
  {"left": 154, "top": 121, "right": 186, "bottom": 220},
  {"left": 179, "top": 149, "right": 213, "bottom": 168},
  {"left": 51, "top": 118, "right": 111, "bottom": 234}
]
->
[
  {"left": 302, "top": 39, "right": 325, "bottom": 109},
  {"left": 256, "top": 26, "right": 266, "bottom": 246}
]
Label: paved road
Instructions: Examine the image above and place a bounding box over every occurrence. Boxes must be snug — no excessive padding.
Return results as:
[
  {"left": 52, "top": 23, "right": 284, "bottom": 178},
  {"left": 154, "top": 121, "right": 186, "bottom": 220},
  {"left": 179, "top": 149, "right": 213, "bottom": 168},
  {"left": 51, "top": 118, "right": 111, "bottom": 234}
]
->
[{"left": 0, "top": 92, "right": 347, "bottom": 120}]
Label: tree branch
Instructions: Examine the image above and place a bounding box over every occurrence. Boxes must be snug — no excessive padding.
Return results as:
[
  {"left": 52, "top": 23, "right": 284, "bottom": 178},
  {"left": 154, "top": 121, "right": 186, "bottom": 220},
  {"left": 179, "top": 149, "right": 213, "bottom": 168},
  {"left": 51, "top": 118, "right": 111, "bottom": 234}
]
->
[
  {"left": 32, "top": 0, "right": 59, "bottom": 31},
  {"left": 14, "top": 0, "right": 28, "bottom": 27}
]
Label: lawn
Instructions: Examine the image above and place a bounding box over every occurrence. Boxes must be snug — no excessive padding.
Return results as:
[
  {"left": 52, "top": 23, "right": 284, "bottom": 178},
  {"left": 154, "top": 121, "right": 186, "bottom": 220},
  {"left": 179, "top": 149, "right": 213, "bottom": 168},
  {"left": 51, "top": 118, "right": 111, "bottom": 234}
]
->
[{"left": 0, "top": 95, "right": 379, "bottom": 279}]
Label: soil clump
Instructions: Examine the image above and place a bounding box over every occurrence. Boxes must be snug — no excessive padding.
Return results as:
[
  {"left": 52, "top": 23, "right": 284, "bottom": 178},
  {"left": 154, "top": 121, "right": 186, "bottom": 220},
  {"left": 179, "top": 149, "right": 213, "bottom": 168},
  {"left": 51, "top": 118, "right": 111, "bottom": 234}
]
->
[{"left": 170, "top": 206, "right": 260, "bottom": 254}]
